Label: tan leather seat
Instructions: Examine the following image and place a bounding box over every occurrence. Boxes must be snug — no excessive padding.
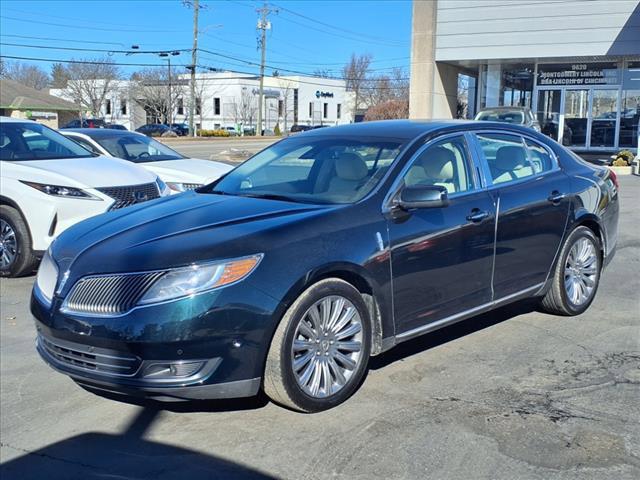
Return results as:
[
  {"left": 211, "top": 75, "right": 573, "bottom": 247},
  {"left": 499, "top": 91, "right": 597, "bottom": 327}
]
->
[
  {"left": 405, "top": 146, "right": 457, "bottom": 193},
  {"left": 326, "top": 153, "right": 368, "bottom": 197},
  {"left": 492, "top": 145, "right": 533, "bottom": 184}
]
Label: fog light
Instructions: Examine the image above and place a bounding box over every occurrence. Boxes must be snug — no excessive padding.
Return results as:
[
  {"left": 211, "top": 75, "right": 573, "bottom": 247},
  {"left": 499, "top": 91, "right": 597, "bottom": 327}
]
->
[{"left": 142, "top": 361, "right": 204, "bottom": 379}]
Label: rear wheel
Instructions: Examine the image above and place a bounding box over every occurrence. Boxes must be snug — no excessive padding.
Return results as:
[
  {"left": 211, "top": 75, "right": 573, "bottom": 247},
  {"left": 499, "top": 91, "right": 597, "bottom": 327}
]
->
[
  {"left": 540, "top": 226, "right": 601, "bottom": 316},
  {"left": 0, "top": 205, "right": 38, "bottom": 278},
  {"left": 264, "top": 278, "right": 371, "bottom": 412}
]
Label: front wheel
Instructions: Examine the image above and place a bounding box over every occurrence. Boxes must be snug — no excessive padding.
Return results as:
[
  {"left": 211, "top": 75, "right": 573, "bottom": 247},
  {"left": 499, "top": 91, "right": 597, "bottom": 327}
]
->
[
  {"left": 0, "top": 205, "right": 38, "bottom": 277},
  {"left": 540, "top": 226, "right": 602, "bottom": 316},
  {"left": 264, "top": 278, "right": 371, "bottom": 412}
]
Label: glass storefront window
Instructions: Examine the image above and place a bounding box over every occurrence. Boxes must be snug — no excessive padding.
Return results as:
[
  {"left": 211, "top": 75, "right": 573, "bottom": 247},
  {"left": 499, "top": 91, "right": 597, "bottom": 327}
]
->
[
  {"left": 619, "top": 61, "right": 640, "bottom": 148},
  {"left": 479, "top": 63, "right": 534, "bottom": 109}
]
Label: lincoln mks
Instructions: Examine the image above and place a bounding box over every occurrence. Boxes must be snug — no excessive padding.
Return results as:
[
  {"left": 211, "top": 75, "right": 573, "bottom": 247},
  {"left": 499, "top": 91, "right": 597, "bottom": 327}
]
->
[{"left": 32, "top": 120, "right": 619, "bottom": 412}]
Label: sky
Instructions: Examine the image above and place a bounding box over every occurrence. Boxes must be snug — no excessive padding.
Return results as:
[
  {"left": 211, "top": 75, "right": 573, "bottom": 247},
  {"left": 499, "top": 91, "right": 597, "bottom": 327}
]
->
[{"left": 0, "top": 0, "right": 412, "bottom": 79}]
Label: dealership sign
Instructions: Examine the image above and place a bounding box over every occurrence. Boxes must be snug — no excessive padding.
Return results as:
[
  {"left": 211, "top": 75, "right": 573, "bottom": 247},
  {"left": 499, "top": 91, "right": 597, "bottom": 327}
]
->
[
  {"left": 315, "top": 91, "right": 334, "bottom": 98},
  {"left": 537, "top": 63, "right": 619, "bottom": 86}
]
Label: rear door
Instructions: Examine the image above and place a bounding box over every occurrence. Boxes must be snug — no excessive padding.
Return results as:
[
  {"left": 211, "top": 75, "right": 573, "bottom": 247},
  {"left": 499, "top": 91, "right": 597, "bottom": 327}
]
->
[
  {"left": 472, "top": 132, "right": 571, "bottom": 299},
  {"left": 386, "top": 134, "right": 496, "bottom": 335}
]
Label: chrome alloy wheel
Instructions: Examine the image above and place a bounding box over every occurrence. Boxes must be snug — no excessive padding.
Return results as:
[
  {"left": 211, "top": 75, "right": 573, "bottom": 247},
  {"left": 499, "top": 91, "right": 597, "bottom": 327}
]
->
[
  {"left": 291, "top": 295, "right": 364, "bottom": 398},
  {"left": 0, "top": 219, "right": 17, "bottom": 269},
  {"left": 564, "top": 237, "right": 598, "bottom": 306}
]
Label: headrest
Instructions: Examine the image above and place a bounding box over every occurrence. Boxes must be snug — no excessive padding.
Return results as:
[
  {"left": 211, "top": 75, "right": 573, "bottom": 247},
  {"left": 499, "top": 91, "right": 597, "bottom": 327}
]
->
[
  {"left": 495, "top": 145, "right": 527, "bottom": 171},
  {"left": 422, "top": 146, "right": 455, "bottom": 180},
  {"left": 335, "top": 153, "right": 368, "bottom": 181}
]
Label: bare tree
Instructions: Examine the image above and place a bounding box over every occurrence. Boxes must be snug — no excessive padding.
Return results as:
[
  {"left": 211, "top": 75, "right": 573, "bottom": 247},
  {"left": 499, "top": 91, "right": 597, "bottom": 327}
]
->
[
  {"left": 342, "top": 53, "right": 372, "bottom": 112},
  {"left": 64, "top": 58, "right": 120, "bottom": 117},
  {"left": 232, "top": 88, "right": 258, "bottom": 133},
  {"left": 276, "top": 78, "right": 296, "bottom": 132},
  {"left": 1, "top": 60, "right": 50, "bottom": 90},
  {"left": 313, "top": 69, "right": 332, "bottom": 78},
  {"left": 50, "top": 63, "right": 70, "bottom": 88},
  {"left": 131, "top": 68, "right": 185, "bottom": 124},
  {"left": 363, "top": 99, "right": 409, "bottom": 121}
]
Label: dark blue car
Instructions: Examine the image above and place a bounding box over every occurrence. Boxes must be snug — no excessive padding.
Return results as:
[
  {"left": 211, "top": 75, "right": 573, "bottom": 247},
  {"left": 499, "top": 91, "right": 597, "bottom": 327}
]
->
[{"left": 32, "top": 120, "right": 619, "bottom": 412}]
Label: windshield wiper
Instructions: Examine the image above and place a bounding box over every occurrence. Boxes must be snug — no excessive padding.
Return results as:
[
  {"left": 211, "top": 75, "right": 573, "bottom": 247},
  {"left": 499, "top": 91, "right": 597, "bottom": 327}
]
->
[{"left": 236, "top": 192, "right": 301, "bottom": 203}]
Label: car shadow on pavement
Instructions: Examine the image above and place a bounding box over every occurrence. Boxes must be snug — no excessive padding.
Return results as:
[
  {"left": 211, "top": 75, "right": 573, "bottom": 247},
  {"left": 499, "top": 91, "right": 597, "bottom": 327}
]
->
[
  {"left": 369, "top": 298, "right": 539, "bottom": 371},
  {"left": 0, "top": 407, "right": 276, "bottom": 480}
]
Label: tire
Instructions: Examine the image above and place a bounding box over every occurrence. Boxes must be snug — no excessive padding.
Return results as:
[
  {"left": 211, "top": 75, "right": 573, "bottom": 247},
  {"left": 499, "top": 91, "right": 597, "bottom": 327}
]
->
[
  {"left": 264, "top": 278, "right": 371, "bottom": 412},
  {"left": 540, "top": 226, "right": 602, "bottom": 316},
  {"left": 0, "top": 205, "right": 38, "bottom": 278}
]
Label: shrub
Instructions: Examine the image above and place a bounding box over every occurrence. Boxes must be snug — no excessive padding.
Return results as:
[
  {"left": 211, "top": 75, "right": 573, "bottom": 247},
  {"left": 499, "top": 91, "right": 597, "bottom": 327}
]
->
[
  {"left": 199, "top": 129, "right": 231, "bottom": 137},
  {"left": 274, "top": 123, "right": 281, "bottom": 136},
  {"left": 611, "top": 149, "right": 635, "bottom": 166}
]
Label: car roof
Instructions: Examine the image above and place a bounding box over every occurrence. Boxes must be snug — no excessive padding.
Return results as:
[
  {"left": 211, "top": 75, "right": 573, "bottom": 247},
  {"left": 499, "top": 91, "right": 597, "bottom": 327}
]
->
[
  {"left": 63, "top": 128, "right": 143, "bottom": 138},
  {"left": 0, "top": 116, "right": 33, "bottom": 124},
  {"left": 477, "top": 106, "right": 531, "bottom": 111},
  {"left": 298, "top": 119, "right": 533, "bottom": 140}
]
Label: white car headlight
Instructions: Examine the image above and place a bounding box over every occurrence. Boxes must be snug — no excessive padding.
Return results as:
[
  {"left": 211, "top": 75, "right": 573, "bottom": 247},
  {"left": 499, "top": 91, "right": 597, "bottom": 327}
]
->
[
  {"left": 166, "top": 182, "right": 204, "bottom": 192},
  {"left": 137, "top": 254, "right": 263, "bottom": 306},
  {"left": 35, "top": 250, "right": 58, "bottom": 304},
  {"left": 20, "top": 181, "right": 100, "bottom": 200}
]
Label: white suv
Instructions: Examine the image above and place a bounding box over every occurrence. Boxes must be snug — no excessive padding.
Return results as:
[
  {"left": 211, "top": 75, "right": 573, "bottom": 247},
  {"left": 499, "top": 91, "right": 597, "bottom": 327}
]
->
[{"left": 0, "top": 117, "right": 168, "bottom": 277}]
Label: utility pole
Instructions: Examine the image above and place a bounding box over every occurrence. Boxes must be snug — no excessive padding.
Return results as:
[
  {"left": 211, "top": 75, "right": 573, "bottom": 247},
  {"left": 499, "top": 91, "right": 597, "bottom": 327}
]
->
[
  {"left": 189, "top": 0, "right": 199, "bottom": 137},
  {"left": 256, "top": 2, "right": 276, "bottom": 137}
]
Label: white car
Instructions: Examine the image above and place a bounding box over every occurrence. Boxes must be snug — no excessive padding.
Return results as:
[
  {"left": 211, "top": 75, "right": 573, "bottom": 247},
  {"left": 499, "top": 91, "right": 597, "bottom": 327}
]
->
[
  {"left": 61, "top": 129, "right": 233, "bottom": 193},
  {"left": 0, "top": 117, "right": 168, "bottom": 277}
]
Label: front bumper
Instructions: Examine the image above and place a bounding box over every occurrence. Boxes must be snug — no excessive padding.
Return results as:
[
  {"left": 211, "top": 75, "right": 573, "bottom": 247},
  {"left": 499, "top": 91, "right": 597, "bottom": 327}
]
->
[{"left": 36, "top": 331, "right": 261, "bottom": 401}]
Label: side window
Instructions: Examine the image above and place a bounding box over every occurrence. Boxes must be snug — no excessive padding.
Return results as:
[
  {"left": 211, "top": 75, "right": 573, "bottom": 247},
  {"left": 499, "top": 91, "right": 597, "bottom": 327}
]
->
[
  {"left": 524, "top": 138, "right": 555, "bottom": 174},
  {"left": 403, "top": 136, "right": 475, "bottom": 194},
  {"left": 477, "top": 133, "right": 535, "bottom": 185}
]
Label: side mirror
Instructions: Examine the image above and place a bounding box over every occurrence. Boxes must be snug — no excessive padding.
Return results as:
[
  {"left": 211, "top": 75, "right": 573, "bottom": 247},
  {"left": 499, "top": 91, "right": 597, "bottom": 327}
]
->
[{"left": 397, "top": 185, "right": 449, "bottom": 210}]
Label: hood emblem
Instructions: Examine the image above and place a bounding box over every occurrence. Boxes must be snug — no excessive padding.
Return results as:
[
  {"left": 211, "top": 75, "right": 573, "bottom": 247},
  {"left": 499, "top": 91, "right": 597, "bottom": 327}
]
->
[{"left": 134, "top": 191, "right": 149, "bottom": 202}]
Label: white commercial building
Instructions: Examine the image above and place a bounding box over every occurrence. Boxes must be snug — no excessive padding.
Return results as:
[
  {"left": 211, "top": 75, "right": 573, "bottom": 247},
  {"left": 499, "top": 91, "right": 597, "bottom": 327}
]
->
[
  {"left": 410, "top": 0, "right": 640, "bottom": 152},
  {"left": 51, "top": 72, "right": 354, "bottom": 133}
]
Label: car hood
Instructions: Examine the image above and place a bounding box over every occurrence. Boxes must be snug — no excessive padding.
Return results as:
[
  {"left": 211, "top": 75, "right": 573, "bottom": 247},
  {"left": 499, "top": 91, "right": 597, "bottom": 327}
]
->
[
  {"left": 139, "top": 158, "right": 233, "bottom": 184},
  {"left": 3, "top": 156, "right": 157, "bottom": 188},
  {"left": 52, "top": 191, "right": 329, "bottom": 282}
]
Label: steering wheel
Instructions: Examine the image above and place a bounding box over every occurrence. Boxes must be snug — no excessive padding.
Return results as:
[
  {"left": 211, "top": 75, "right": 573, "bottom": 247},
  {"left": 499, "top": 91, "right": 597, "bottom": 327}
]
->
[{"left": 137, "top": 152, "right": 150, "bottom": 159}]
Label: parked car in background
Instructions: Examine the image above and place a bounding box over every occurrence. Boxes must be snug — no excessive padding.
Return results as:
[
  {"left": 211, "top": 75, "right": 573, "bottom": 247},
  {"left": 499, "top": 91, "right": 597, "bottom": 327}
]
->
[
  {"left": 105, "top": 123, "right": 127, "bottom": 131},
  {"left": 170, "top": 123, "right": 189, "bottom": 136},
  {"left": 62, "top": 118, "right": 106, "bottom": 129},
  {"left": 33, "top": 120, "right": 618, "bottom": 411},
  {"left": 223, "top": 126, "right": 239, "bottom": 136},
  {"left": 0, "top": 117, "right": 167, "bottom": 277},
  {"left": 475, "top": 107, "right": 541, "bottom": 132},
  {"left": 290, "top": 124, "right": 312, "bottom": 133},
  {"left": 136, "top": 124, "right": 171, "bottom": 137},
  {"left": 61, "top": 129, "right": 233, "bottom": 193}
]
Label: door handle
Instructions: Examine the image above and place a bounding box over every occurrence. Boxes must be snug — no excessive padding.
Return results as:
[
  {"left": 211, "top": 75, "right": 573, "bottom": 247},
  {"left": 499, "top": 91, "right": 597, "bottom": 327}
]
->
[
  {"left": 547, "top": 191, "right": 566, "bottom": 204},
  {"left": 466, "top": 209, "right": 489, "bottom": 223}
]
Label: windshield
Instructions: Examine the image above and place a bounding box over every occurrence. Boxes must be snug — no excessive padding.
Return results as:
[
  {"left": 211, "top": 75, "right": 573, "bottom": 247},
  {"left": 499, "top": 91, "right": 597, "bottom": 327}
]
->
[
  {"left": 205, "top": 136, "right": 404, "bottom": 204},
  {"left": 92, "top": 134, "right": 185, "bottom": 162},
  {"left": 476, "top": 109, "right": 526, "bottom": 124},
  {"left": 0, "top": 122, "right": 95, "bottom": 161}
]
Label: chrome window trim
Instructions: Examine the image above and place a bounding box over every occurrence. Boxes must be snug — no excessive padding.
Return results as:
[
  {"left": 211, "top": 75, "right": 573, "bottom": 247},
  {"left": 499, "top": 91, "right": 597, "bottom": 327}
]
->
[
  {"left": 470, "top": 130, "right": 562, "bottom": 190},
  {"left": 381, "top": 131, "right": 482, "bottom": 214}
]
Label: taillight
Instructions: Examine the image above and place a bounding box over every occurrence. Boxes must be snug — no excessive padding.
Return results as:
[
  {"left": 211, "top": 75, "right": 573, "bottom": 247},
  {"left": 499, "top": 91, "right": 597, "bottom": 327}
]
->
[{"left": 608, "top": 168, "right": 619, "bottom": 189}]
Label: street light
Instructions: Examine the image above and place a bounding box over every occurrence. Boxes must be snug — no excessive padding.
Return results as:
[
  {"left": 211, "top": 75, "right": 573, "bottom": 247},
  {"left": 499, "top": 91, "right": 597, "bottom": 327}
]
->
[{"left": 157, "top": 51, "right": 181, "bottom": 126}]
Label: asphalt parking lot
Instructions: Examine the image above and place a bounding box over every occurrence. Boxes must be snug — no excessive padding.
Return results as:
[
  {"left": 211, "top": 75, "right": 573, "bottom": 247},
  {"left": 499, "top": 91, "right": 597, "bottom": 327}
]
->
[
  {"left": 1, "top": 176, "right": 638, "bottom": 480},
  {"left": 164, "top": 137, "right": 278, "bottom": 164}
]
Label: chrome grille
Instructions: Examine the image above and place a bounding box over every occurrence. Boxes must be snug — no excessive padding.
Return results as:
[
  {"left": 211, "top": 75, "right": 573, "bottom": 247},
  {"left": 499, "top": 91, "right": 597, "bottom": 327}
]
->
[
  {"left": 38, "top": 334, "right": 140, "bottom": 376},
  {"left": 63, "top": 271, "right": 165, "bottom": 315},
  {"left": 97, "top": 182, "right": 160, "bottom": 210}
]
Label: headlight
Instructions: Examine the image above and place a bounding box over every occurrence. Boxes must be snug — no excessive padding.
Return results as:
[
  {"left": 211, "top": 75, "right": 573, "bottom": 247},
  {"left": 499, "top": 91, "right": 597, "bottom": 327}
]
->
[
  {"left": 35, "top": 250, "right": 58, "bottom": 304},
  {"left": 166, "top": 182, "right": 204, "bottom": 192},
  {"left": 20, "top": 181, "right": 99, "bottom": 200},
  {"left": 137, "top": 254, "right": 263, "bottom": 305}
]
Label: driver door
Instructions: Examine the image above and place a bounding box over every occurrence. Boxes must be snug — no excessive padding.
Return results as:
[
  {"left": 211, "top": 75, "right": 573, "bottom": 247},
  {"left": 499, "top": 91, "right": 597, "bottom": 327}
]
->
[{"left": 386, "top": 134, "right": 496, "bottom": 335}]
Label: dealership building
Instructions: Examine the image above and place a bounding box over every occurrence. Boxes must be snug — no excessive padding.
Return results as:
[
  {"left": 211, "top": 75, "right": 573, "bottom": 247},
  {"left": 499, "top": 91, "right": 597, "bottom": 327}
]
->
[{"left": 409, "top": 0, "right": 640, "bottom": 152}]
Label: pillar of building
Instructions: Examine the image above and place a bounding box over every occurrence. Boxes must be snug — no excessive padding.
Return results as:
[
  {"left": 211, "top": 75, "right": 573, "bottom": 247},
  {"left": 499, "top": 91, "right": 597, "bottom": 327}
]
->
[{"left": 409, "top": 0, "right": 462, "bottom": 119}]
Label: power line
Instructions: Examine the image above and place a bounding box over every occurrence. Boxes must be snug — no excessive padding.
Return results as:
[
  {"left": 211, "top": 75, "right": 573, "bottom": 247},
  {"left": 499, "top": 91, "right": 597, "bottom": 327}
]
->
[
  {"left": 0, "top": 54, "right": 188, "bottom": 68},
  {"left": 0, "top": 42, "right": 191, "bottom": 56},
  {"left": 0, "top": 34, "right": 129, "bottom": 48},
  {"left": 0, "top": 15, "right": 186, "bottom": 33}
]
